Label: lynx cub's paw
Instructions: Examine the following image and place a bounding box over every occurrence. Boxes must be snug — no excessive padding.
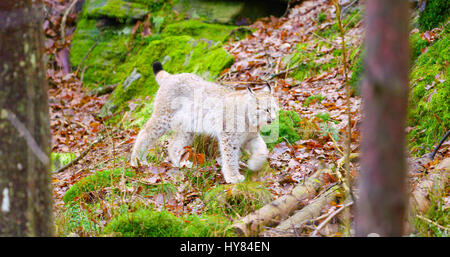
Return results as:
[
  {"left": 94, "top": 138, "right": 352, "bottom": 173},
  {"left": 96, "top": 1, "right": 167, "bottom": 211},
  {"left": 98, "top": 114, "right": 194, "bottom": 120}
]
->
[{"left": 224, "top": 172, "right": 245, "bottom": 184}]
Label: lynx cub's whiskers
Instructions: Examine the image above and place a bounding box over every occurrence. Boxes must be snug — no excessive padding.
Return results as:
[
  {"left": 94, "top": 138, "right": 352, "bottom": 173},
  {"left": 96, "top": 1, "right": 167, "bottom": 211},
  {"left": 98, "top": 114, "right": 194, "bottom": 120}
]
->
[{"left": 130, "top": 62, "right": 279, "bottom": 183}]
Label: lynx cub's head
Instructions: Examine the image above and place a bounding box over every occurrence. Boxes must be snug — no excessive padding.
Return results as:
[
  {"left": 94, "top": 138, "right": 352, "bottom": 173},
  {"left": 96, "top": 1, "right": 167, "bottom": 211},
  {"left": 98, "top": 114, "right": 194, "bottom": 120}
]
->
[{"left": 247, "top": 83, "right": 279, "bottom": 129}]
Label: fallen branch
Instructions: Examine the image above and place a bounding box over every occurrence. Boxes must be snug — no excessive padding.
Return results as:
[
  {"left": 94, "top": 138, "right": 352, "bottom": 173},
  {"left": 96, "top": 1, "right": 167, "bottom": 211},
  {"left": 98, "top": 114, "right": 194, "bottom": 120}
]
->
[
  {"left": 416, "top": 215, "right": 450, "bottom": 232},
  {"left": 275, "top": 185, "right": 340, "bottom": 232},
  {"left": 311, "top": 200, "right": 354, "bottom": 236},
  {"left": 53, "top": 132, "right": 111, "bottom": 173},
  {"left": 429, "top": 130, "right": 450, "bottom": 160},
  {"left": 233, "top": 168, "right": 328, "bottom": 236}
]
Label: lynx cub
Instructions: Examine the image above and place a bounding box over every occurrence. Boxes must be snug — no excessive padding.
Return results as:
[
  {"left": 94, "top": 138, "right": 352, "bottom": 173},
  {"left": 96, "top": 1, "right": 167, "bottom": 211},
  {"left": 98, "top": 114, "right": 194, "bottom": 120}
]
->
[{"left": 130, "top": 62, "right": 279, "bottom": 183}]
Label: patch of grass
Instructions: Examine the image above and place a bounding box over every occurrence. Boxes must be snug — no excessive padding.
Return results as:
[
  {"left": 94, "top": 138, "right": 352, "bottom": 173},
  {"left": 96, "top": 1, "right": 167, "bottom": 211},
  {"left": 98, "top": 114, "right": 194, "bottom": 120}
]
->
[
  {"left": 412, "top": 186, "right": 449, "bottom": 237},
  {"left": 204, "top": 181, "right": 272, "bottom": 217}
]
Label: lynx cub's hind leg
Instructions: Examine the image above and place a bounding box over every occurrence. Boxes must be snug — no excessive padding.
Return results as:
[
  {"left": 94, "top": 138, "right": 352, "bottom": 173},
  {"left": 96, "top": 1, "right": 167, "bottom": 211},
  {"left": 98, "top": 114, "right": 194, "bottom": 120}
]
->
[
  {"left": 168, "top": 132, "right": 194, "bottom": 167},
  {"left": 244, "top": 135, "right": 269, "bottom": 171},
  {"left": 218, "top": 134, "right": 245, "bottom": 184},
  {"left": 130, "top": 112, "right": 171, "bottom": 166}
]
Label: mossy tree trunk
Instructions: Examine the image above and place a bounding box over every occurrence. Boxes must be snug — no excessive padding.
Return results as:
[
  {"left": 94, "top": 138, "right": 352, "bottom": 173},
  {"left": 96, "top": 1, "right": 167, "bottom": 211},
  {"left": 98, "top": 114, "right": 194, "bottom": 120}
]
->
[
  {"left": 0, "top": 0, "right": 53, "bottom": 236},
  {"left": 356, "top": 0, "right": 410, "bottom": 236}
]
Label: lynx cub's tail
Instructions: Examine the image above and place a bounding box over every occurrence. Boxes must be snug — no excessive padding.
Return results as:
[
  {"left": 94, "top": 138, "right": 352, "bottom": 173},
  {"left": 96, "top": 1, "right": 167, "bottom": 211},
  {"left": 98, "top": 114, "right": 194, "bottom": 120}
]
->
[{"left": 152, "top": 62, "right": 163, "bottom": 75}]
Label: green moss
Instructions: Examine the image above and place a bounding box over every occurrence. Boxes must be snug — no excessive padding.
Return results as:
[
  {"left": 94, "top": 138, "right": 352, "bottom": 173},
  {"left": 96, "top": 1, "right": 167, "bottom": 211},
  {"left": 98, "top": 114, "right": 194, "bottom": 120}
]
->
[
  {"left": 104, "top": 209, "right": 184, "bottom": 236},
  {"left": 69, "top": 18, "right": 132, "bottom": 88},
  {"left": 86, "top": 0, "right": 150, "bottom": 20},
  {"left": 349, "top": 53, "right": 363, "bottom": 95},
  {"left": 418, "top": 0, "right": 450, "bottom": 31},
  {"left": 162, "top": 19, "right": 238, "bottom": 42},
  {"left": 410, "top": 32, "right": 430, "bottom": 63},
  {"left": 204, "top": 181, "right": 272, "bottom": 217},
  {"left": 103, "top": 209, "right": 234, "bottom": 237},
  {"left": 63, "top": 168, "right": 136, "bottom": 203},
  {"left": 100, "top": 35, "right": 234, "bottom": 119},
  {"left": 182, "top": 214, "right": 235, "bottom": 237},
  {"left": 408, "top": 27, "right": 450, "bottom": 155},
  {"left": 51, "top": 152, "right": 76, "bottom": 171}
]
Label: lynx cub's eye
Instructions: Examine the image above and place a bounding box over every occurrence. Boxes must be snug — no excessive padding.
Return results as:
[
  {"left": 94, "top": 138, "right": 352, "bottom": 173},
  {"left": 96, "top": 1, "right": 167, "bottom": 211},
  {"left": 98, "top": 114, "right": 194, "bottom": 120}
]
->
[{"left": 266, "top": 108, "right": 270, "bottom": 112}]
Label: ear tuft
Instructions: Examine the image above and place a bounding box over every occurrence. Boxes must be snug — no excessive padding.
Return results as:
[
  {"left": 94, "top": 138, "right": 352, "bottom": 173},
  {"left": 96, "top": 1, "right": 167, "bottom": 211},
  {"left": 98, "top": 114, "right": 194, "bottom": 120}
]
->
[
  {"left": 247, "top": 86, "right": 255, "bottom": 95},
  {"left": 152, "top": 62, "right": 164, "bottom": 75},
  {"left": 261, "top": 82, "right": 272, "bottom": 93}
]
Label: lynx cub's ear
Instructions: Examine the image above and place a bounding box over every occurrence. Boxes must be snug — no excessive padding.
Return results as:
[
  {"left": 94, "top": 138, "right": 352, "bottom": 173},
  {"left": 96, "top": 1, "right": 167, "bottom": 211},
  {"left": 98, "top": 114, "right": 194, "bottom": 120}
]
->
[
  {"left": 247, "top": 86, "right": 255, "bottom": 96},
  {"left": 261, "top": 82, "right": 272, "bottom": 93}
]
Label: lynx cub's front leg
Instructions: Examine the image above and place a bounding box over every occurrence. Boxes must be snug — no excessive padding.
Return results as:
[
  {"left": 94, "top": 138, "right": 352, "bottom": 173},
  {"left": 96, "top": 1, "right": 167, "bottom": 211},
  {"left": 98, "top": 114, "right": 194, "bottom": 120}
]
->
[
  {"left": 168, "top": 132, "right": 194, "bottom": 167},
  {"left": 218, "top": 134, "right": 245, "bottom": 184},
  {"left": 244, "top": 135, "right": 269, "bottom": 171}
]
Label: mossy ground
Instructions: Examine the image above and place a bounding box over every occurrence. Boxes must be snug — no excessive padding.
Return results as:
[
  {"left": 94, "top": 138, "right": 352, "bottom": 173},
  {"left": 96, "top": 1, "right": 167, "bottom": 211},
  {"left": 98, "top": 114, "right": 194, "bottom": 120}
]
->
[
  {"left": 203, "top": 181, "right": 272, "bottom": 217},
  {"left": 417, "top": 0, "right": 450, "bottom": 31},
  {"left": 408, "top": 25, "right": 449, "bottom": 156},
  {"left": 285, "top": 7, "right": 362, "bottom": 84}
]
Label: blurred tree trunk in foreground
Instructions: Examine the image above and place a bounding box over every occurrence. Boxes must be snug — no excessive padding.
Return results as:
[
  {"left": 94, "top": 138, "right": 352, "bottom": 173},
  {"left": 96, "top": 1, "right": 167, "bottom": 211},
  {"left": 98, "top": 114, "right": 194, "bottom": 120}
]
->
[
  {"left": 0, "top": 0, "right": 53, "bottom": 236},
  {"left": 356, "top": 0, "right": 410, "bottom": 236}
]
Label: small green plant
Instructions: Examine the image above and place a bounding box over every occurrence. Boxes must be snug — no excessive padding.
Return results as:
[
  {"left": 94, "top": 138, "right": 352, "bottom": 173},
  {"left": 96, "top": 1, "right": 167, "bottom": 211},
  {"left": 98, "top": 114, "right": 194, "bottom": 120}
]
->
[
  {"left": 315, "top": 112, "right": 331, "bottom": 122},
  {"left": 51, "top": 152, "right": 76, "bottom": 171},
  {"left": 304, "top": 94, "right": 325, "bottom": 107},
  {"left": 317, "top": 12, "right": 327, "bottom": 24},
  {"left": 319, "top": 121, "right": 340, "bottom": 142}
]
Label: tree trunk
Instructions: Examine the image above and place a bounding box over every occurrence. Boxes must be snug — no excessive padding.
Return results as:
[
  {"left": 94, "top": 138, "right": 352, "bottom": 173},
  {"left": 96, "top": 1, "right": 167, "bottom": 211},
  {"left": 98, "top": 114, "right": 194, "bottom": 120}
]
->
[
  {"left": 0, "top": 0, "right": 53, "bottom": 236},
  {"left": 356, "top": 0, "right": 410, "bottom": 236}
]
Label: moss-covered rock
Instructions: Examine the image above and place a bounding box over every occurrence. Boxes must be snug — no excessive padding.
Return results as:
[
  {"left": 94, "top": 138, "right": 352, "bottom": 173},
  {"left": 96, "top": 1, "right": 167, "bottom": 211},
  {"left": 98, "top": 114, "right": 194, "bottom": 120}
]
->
[
  {"left": 99, "top": 35, "right": 234, "bottom": 119},
  {"left": 174, "top": 0, "right": 286, "bottom": 24},
  {"left": 204, "top": 181, "right": 272, "bottom": 217},
  {"left": 63, "top": 168, "right": 136, "bottom": 203},
  {"left": 86, "top": 0, "right": 151, "bottom": 20},
  {"left": 418, "top": 0, "right": 450, "bottom": 31},
  {"left": 70, "top": 18, "right": 131, "bottom": 89},
  {"left": 408, "top": 27, "right": 449, "bottom": 155},
  {"left": 162, "top": 19, "right": 239, "bottom": 42}
]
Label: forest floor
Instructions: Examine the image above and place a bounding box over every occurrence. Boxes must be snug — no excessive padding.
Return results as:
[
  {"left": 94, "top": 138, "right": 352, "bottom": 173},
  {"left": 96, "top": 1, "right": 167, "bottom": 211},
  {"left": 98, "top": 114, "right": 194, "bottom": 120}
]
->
[{"left": 44, "top": 0, "right": 449, "bottom": 237}]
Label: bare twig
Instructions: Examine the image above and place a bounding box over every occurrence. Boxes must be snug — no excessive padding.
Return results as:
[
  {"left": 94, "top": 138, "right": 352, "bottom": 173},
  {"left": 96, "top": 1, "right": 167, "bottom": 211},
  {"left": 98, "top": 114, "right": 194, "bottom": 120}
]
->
[
  {"left": 60, "top": 0, "right": 79, "bottom": 43},
  {"left": 75, "top": 40, "right": 99, "bottom": 76},
  {"left": 53, "top": 128, "right": 118, "bottom": 173},
  {"left": 416, "top": 215, "right": 450, "bottom": 232},
  {"left": 311, "top": 200, "right": 354, "bottom": 236}
]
